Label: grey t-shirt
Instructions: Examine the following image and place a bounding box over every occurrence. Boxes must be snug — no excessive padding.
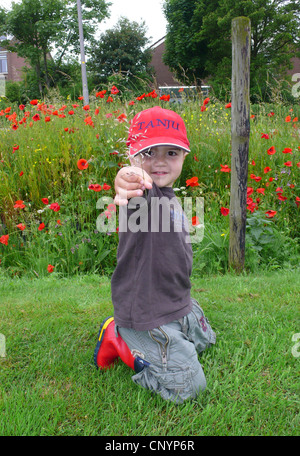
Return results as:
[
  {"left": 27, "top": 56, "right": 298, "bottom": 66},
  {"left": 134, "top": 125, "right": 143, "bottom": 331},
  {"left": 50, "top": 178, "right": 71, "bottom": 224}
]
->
[{"left": 111, "top": 183, "right": 193, "bottom": 330}]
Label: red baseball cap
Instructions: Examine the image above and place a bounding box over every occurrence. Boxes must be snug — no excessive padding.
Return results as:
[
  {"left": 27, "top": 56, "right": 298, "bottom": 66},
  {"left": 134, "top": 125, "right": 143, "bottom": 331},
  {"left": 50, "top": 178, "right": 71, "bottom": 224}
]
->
[{"left": 126, "top": 106, "right": 190, "bottom": 156}]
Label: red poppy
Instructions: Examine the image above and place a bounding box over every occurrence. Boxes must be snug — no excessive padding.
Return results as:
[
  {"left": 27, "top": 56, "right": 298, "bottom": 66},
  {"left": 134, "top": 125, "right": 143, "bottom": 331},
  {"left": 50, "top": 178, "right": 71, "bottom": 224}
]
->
[
  {"left": 12, "top": 144, "right": 19, "bottom": 152},
  {"left": 107, "top": 203, "right": 116, "bottom": 212},
  {"left": 203, "top": 97, "right": 210, "bottom": 105},
  {"left": 220, "top": 207, "right": 229, "bottom": 216},
  {"left": 136, "top": 93, "right": 146, "bottom": 101},
  {"left": 96, "top": 90, "right": 107, "bottom": 98},
  {"left": 293, "top": 117, "right": 298, "bottom": 122},
  {"left": 102, "top": 183, "right": 111, "bottom": 191},
  {"left": 147, "top": 90, "right": 158, "bottom": 98},
  {"left": 264, "top": 167, "right": 271, "bottom": 173},
  {"left": 282, "top": 148, "right": 292, "bottom": 154},
  {"left": 32, "top": 114, "right": 40, "bottom": 122},
  {"left": 200, "top": 105, "right": 206, "bottom": 112},
  {"left": 49, "top": 202, "right": 60, "bottom": 212},
  {"left": 284, "top": 161, "right": 292, "bottom": 167},
  {"left": 19, "top": 171, "right": 24, "bottom": 177},
  {"left": 277, "top": 193, "right": 287, "bottom": 201},
  {"left": 265, "top": 210, "right": 277, "bottom": 218},
  {"left": 83, "top": 105, "right": 90, "bottom": 111},
  {"left": 117, "top": 113, "right": 127, "bottom": 123},
  {"left": 247, "top": 187, "right": 254, "bottom": 196},
  {"left": 111, "top": 86, "right": 119, "bottom": 95},
  {"left": 192, "top": 216, "right": 200, "bottom": 226},
  {"left": 129, "top": 100, "right": 135, "bottom": 105},
  {"left": 77, "top": 159, "right": 89, "bottom": 170},
  {"left": 44, "top": 116, "right": 51, "bottom": 122},
  {"left": 225, "top": 102, "right": 231, "bottom": 108},
  {"left": 68, "top": 110, "right": 75, "bottom": 115},
  {"left": 267, "top": 146, "right": 276, "bottom": 155},
  {"left": 17, "top": 223, "right": 26, "bottom": 231},
  {"left": 296, "top": 197, "right": 300, "bottom": 208},
  {"left": 47, "top": 264, "right": 54, "bottom": 273},
  {"left": 19, "top": 104, "right": 25, "bottom": 110},
  {"left": 78, "top": 96, "right": 84, "bottom": 100},
  {"left": 178, "top": 88, "right": 184, "bottom": 92},
  {"left": 14, "top": 200, "right": 25, "bottom": 209},
  {"left": 256, "top": 188, "right": 265, "bottom": 195},
  {"left": 42, "top": 198, "right": 49, "bottom": 205},
  {"left": 267, "top": 112, "right": 275, "bottom": 117},
  {"left": 160, "top": 94, "right": 170, "bottom": 101},
  {"left": 220, "top": 164, "right": 231, "bottom": 172},
  {"left": 38, "top": 222, "right": 45, "bottom": 231},
  {"left": 285, "top": 115, "right": 291, "bottom": 122},
  {"left": 95, "top": 108, "right": 100, "bottom": 115},
  {"left": 186, "top": 177, "right": 199, "bottom": 187},
  {"left": 106, "top": 96, "right": 114, "bottom": 103},
  {"left": 0, "top": 234, "right": 9, "bottom": 245},
  {"left": 89, "top": 184, "right": 102, "bottom": 192},
  {"left": 30, "top": 99, "right": 38, "bottom": 105},
  {"left": 261, "top": 133, "right": 269, "bottom": 139}
]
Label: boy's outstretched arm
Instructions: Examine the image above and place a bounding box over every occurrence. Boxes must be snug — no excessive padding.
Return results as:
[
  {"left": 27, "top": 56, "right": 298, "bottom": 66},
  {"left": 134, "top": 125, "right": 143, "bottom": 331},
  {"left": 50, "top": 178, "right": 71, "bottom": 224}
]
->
[{"left": 114, "top": 166, "right": 153, "bottom": 206}]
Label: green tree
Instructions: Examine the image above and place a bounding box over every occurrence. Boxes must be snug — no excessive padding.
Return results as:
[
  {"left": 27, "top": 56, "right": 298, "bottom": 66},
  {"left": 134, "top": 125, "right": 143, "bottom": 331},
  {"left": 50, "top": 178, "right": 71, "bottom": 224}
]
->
[
  {"left": 90, "top": 17, "right": 153, "bottom": 91},
  {"left": 163, "top": 0, "right": 300, "bottom": 100},
  {"left": 1, "top": 0, "right": 111, "bottom": 95}
]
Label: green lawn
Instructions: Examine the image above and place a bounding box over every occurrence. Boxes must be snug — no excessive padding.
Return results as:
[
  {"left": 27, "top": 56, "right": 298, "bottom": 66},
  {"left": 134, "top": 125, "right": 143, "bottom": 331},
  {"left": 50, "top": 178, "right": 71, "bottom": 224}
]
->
[{"left": 0, "top": 269, "right": 299, "bottom": 436}]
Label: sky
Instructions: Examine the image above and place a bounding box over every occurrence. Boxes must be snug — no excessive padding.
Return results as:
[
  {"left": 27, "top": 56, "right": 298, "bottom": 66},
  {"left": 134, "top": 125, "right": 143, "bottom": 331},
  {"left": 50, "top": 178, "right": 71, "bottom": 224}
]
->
[{"left": 1, "top": 0, "right": 168, "bottom": 46}]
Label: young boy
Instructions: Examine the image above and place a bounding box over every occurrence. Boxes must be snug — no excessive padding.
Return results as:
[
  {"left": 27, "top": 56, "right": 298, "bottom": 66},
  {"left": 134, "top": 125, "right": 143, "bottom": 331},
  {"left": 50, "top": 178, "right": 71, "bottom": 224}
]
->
[{"left": 94, "top": 106, "right": 216, "bottom": 403}]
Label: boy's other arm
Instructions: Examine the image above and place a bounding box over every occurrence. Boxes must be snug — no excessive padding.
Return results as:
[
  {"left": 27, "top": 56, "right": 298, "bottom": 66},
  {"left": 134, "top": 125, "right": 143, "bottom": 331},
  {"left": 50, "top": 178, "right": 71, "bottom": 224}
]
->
[{"left": 114, "top": 166, "right": 153, "bottom": 206}]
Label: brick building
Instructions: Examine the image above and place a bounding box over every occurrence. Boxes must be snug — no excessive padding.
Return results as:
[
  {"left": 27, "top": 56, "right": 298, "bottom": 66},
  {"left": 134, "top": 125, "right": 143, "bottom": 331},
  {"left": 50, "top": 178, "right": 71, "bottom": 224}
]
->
[{"left": 0, "top": 37, "right": 29, "bottom": 83}]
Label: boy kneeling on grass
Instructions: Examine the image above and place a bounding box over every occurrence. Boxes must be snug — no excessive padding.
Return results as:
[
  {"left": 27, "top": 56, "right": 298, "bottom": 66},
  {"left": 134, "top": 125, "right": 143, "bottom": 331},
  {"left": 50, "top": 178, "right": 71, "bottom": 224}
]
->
[{"left": 94, "top": 106, "right": 216, "bottom": 403}]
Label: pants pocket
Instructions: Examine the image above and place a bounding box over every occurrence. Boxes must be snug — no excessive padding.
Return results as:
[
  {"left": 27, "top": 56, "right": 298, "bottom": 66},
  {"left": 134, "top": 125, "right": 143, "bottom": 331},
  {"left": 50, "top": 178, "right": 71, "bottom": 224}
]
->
[{"left": 187, "top": 298, "right": 216, "bottom": 354}]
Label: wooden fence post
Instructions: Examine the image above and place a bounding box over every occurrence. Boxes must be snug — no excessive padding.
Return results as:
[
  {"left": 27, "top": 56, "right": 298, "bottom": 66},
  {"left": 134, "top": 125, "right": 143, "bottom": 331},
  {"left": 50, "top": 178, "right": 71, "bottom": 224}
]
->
[{"left": 229, "top": 17, "right": 251, "bottom": 273}]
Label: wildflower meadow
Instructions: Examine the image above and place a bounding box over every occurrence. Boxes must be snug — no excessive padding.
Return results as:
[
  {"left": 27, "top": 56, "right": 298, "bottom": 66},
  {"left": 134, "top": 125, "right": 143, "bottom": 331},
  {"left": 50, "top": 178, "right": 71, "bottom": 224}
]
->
[{"left": 0, "top": 86, "right": 299, "bottom": 278}]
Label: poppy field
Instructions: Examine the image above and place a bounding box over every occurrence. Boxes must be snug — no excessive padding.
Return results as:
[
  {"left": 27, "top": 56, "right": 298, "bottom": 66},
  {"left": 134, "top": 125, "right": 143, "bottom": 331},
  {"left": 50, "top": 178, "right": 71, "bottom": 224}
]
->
[{"left": 0, "top": 87, "right": 299, "bottom": 277}]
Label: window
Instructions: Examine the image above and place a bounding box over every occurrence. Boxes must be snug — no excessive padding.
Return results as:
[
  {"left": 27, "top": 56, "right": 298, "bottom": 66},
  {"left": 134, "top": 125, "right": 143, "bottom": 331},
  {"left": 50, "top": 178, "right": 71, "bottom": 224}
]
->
[{"left": 0, "top": 53, "right": 8, "bottom": 73}]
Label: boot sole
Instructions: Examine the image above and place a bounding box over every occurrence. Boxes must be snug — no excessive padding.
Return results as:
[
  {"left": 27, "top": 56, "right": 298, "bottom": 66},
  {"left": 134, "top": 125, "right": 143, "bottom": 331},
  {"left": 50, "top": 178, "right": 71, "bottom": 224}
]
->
[{"left": 94, "top": 316, "right": 114, "bottom": 369}]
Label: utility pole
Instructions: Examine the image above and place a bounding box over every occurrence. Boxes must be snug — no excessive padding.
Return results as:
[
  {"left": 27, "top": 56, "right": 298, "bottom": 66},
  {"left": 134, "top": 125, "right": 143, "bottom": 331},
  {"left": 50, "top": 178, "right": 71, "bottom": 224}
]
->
[{"left": 77, "top": 0, "right": 89, "bottom": 105}]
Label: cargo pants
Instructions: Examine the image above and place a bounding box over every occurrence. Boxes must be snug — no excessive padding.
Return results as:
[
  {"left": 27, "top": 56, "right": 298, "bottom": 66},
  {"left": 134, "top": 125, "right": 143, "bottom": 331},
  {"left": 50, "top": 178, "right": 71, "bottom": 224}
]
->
[{"left": 117, "top": 298, "right": 216, "bottom": 404}]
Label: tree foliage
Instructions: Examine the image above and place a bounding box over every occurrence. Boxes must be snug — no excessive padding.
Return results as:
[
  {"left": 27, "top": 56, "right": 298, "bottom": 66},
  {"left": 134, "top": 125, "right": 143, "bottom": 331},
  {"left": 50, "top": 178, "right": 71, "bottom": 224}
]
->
[
  {"left": 90, "top": 17, "right": 153, "bottom": 91},
  {"left": 0, "top": 0, "right": 111, "bottom": 95},
  {"left": 163, "top": 0, "right": 300, "bottom": 100}
]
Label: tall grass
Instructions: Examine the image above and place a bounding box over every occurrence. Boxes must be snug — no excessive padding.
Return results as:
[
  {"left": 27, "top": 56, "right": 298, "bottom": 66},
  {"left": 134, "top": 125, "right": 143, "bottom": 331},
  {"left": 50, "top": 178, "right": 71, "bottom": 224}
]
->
[{"left": 0, "top": 89, "right": 299, "bottom": 277}]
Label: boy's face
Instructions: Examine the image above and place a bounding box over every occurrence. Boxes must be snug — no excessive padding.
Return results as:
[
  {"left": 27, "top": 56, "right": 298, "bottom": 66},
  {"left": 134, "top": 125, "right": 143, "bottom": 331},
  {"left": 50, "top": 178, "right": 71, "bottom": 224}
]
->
[{"left": 130, "top": 145, "right": 187, "bottom": 188}]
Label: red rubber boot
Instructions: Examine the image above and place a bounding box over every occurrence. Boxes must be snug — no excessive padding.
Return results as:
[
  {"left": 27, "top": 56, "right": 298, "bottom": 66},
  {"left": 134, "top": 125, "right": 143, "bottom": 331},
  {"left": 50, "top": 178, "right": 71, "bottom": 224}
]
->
[{"left": 94, "top": 317, "right": 136, "bottom": 370}]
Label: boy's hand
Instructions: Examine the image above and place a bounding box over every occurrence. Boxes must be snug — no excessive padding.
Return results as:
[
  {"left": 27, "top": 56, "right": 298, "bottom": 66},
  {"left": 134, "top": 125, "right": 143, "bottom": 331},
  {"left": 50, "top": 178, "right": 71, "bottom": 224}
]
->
[{"left": 114, "top": 166, "right": 153, "bottom": 206}]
